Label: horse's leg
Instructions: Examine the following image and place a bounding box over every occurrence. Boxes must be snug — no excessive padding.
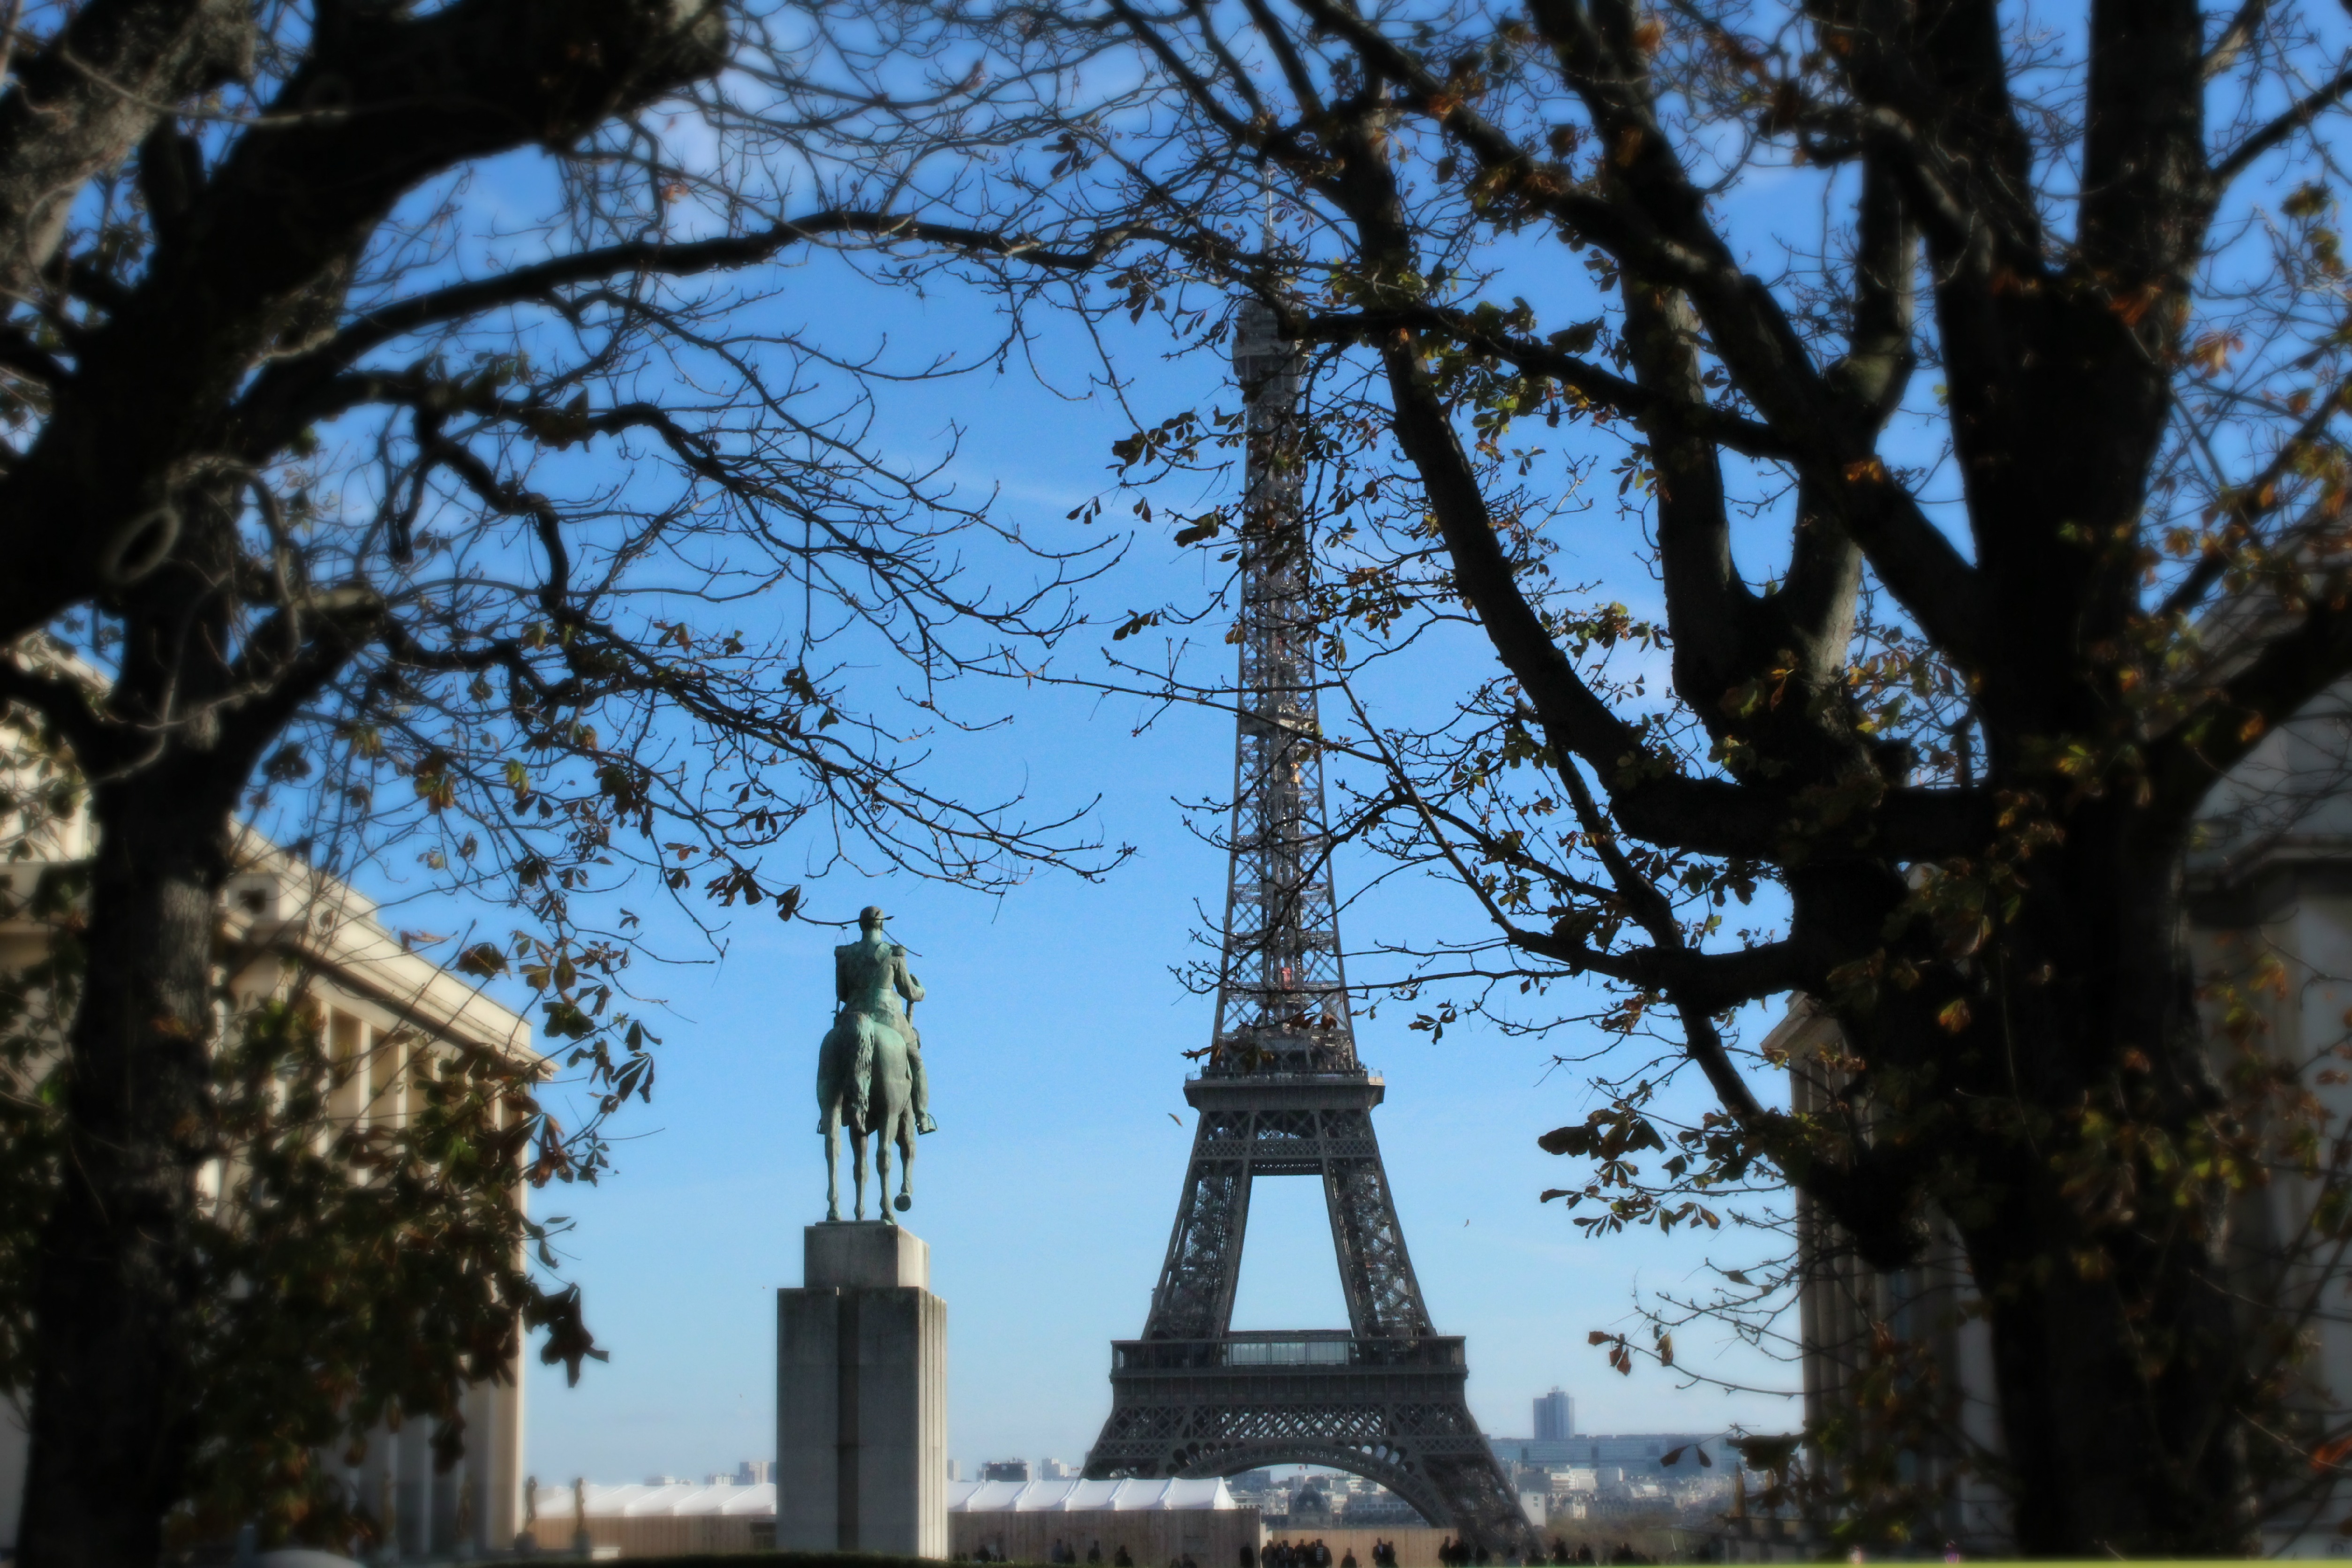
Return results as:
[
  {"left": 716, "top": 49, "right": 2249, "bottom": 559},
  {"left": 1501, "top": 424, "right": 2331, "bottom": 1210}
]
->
[
  {"left": 852, "top": 1124, "right": 871, "bottom": 1221},
  {"left": 875, "top": 1127, "right": 896, "bottom": 1227},
  {"left": 894, "top": 1112, "right": 914, "bottom": 1212},
  {"left": 823, "top": 1108, "right": 842, "bottom": 1222}
]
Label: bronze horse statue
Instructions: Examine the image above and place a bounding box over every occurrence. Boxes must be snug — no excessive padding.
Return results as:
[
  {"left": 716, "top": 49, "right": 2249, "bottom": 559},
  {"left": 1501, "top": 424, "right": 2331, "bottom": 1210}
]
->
[{"left": 817, "top": 910, "right": 920, "bottom": 1221}]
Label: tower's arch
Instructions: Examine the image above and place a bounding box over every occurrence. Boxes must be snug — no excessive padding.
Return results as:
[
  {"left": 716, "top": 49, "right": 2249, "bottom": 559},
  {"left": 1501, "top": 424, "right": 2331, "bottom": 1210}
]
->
[{"left": 1169, "top": 1445, "right": 1444, "bottom": 1530}]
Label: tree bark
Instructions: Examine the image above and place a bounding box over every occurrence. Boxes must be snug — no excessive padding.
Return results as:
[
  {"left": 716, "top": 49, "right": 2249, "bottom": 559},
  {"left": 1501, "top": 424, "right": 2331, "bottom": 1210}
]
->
[
  {"left": 17, "top": 766, "right": 241, "bottom": 1568},
  {"left": 1878, "top": 800, "right": 2250, "bottom": 1553},
  {"left": 1975, "top": 1202, "right": 2249, "bottom": 1551}
]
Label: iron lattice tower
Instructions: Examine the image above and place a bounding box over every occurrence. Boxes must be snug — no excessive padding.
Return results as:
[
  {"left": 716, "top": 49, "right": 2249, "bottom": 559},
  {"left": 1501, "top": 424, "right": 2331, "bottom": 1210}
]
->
[{"left": 1082, "top": 302, "right": 1536, "bottom": 1552}]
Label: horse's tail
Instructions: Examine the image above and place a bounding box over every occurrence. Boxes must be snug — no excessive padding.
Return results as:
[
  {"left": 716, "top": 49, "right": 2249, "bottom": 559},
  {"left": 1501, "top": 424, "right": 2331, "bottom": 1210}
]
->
[
  {"left": 818, "top": 1017, "right": 878, "bottom": 1130},
  {"left": 863, "top": 1016, "right": 914, "bottom": 1127},
  {"left": 851, "top": 1018, "right": 878, "bottom": 1108}
]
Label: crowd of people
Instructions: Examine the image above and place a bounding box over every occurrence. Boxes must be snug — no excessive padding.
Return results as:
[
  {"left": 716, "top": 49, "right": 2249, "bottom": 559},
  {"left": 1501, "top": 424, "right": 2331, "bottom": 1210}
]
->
[
  {"left": 1435, "top": 1536, "right": 1651, "bottom": 1567},
  {"left": 970, "top": 1532, "right": 1659, "bottom": 1566},
  {"left": 1240, "top": 1536, "right": 1420, "bottom": 1568}
]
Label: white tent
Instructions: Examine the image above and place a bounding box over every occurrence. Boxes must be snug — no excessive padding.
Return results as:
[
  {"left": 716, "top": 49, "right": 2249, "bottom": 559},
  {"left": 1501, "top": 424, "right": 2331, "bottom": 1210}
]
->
[
  {"left": 552, "top": 1475, "right": 1235, "bottom": 1521},
  {"left": 552, "top": 1481, "right": 779, "bottom": 1519},
  {"left": 950, "top": 1478, "right": 1239, "bottom": 1513}
]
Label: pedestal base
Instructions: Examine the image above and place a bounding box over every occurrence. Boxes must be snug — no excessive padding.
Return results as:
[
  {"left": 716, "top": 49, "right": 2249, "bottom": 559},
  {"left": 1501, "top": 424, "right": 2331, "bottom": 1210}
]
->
[{"left": 777, "top": 1222, "right": 947, "bottom": 1557}]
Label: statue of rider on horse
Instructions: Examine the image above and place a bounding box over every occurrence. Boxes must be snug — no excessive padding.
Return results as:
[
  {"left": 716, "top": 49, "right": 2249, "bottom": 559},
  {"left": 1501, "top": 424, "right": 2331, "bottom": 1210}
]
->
[{"left": 816, "top": 906, "right": 937, "bottom": 1222}]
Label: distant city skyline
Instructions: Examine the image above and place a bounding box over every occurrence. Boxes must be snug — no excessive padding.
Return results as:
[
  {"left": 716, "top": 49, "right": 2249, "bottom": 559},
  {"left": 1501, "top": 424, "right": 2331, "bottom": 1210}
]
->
[
  {"left": 569, "top": 1395, "right": 1700, "bottom": 1488},
  {"left": 566, "top": 1404, "right": 1738, "bottom": 1493}
]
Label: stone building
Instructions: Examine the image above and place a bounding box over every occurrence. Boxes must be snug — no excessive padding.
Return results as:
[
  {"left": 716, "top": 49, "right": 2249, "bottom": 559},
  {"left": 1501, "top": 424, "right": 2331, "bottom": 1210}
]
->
[{"left": 0, "top": 798, "right": 539, "bottom": 1556}]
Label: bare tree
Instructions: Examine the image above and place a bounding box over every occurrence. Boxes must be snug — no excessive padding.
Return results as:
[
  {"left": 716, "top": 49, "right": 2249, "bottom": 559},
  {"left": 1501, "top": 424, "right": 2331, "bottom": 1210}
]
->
[
  {"left": 0, "top": 1, "right": 1127, "bottom": 1561},
  {"left": 935, "top": 0, "right": 2352, "bottom": 1552}
]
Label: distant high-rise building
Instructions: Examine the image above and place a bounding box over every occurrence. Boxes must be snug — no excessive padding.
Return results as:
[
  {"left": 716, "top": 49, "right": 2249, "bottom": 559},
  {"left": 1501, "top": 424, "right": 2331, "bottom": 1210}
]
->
[
  {"left": 947, "top": 1459, "right": 963, "bottom": 1482},
  {"left": 1533, "top": 1389, "right": 1575, "bottom": 1441},
  {"left": 980, "top": 1460, "right": 1030, "bottom": 1483},
  {"left": 736, "top": 1460, "right": 773, "bottom": 1485},
  {"left": 1039, "top": 1458, "right": 1076, "bottom": 1479}
]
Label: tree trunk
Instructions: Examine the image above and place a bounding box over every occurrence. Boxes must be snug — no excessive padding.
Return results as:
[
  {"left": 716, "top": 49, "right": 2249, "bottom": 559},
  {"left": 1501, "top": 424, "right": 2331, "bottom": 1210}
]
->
[
  {"left": 1946, "top": 810, "right": 2251, "bottom": 1554},
  {"left": 1977, "top": 1216, "right": 2248, "bottom": 1552},
  {"left": 17, "top": 771, "right": 235, "bottom": 1568}
]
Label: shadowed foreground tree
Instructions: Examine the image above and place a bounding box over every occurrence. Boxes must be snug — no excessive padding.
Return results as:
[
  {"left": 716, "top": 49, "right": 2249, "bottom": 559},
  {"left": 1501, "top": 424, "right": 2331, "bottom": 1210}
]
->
[
  {"left": 0, "top": 1, "right": 1123, "bottom": 1562},
  {"left": 947, "top": 0, "right": 2352, "bottom": 1552}
]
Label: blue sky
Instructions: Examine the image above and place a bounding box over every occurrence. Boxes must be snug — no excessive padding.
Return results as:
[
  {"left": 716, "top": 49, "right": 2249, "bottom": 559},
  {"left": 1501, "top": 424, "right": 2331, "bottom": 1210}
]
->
[{"left": 493, "top": 255, "right": 1803, "bottom": 1490}]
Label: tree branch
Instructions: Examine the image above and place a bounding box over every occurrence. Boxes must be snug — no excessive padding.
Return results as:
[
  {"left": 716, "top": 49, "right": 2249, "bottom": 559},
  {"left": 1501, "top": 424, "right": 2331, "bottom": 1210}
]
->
[
  {"left": 2203, "top": 0, "right": 2269, "bottom": 80},
  {"left": 2213, "top": 58, "right": 2352, "bottom": 184},
  {"left": 2156, "top": 381, "right": 2352, "bottom": 623},
  {"left": 0, "top": 0, "right": 733, "bottom": 646},
  {"left": 213, "top": 589, "right": 388, "bottom": 765},
  {"left": 2152, "top": 587, "right": 2352, "bottom": 816},
  {"left": 1298, "top": 303, "right": 1793, "bottom": 458},
  {"left": 235, "top": 211, "right": 1138, "bottom": 451},
  {"left": 0, "top": 0, "right": 251, "bottom": 302},
  {"left": 1290, "top": 0, "right": 1989, "bottom": 663},
  {"left": 0, "top": 646, "right": 115, "bottom": 769}
]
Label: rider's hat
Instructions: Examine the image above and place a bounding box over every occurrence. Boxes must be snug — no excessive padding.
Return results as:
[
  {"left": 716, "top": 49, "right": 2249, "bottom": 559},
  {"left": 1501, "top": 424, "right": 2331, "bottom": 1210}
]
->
[{"left": 858, "top": 905, "right": 887, "bottom": 928}]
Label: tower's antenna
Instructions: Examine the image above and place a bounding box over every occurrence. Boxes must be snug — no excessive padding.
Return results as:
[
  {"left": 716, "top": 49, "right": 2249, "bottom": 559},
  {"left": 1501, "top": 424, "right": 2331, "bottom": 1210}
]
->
[{"left": 1210, "top": 295, "right": 1353, "bottom": 1074}]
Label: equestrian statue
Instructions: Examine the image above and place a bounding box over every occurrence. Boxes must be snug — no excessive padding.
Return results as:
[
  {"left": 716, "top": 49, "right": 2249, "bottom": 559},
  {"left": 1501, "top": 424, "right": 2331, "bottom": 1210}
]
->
[{"left": 816, "top": 905, "right": 937, "bottom": 1221}]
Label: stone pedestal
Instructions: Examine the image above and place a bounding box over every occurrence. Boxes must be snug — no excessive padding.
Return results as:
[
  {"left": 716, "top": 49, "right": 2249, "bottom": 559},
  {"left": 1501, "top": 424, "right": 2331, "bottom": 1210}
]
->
[{"left": 777, "top": 1222, "right": 947, "bottom": 1557}]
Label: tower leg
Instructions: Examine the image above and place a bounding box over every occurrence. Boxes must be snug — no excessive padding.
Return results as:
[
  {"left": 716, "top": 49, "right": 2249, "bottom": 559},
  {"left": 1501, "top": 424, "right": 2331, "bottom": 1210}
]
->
[
  {"left": 1087, "top": 1086, "right": 1534, "bottom": 1556},
  {"left": 1319, "top": 1111, "right": 1432, "bottom": 1341},
  {"left": 1139, "top": 1107, "right": 1254, "bottom": 1340}
]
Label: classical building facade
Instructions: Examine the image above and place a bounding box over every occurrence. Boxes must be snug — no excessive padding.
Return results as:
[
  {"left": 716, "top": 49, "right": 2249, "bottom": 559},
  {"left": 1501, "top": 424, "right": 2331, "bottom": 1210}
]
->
[{"left": 0, "top": 798, "right": 538, "bottom": 1556}]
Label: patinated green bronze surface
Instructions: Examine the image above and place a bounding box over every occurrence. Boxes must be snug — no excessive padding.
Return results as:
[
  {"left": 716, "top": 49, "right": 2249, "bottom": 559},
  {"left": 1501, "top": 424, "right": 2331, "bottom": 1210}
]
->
[{"left": 816, "top": 906, "right": 935, "bottom": 1221}]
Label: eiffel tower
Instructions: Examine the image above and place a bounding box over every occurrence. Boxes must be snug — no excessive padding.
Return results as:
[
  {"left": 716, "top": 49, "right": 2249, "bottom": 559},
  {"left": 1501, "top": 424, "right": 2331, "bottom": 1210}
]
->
[{"left": 1081, "top": 301, "right": 1536, "bottom": 1552}]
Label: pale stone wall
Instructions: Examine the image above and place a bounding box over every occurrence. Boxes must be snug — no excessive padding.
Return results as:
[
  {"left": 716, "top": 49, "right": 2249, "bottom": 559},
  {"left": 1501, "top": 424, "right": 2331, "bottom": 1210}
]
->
[
  {"left": 566, "top": 1513, "right": 775, "bottom": 1556},
  {"left": 951, "top": 1507, "right": 1266, "bottom": 1568},
  {"left": 0, "top": 1395, "right": 23, "bottom": 1551}
]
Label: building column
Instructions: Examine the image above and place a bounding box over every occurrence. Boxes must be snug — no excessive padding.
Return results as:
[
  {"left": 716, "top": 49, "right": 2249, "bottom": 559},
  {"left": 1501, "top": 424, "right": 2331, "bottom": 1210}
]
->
[
  {"left": 397, "top": 1418, "right": 430, "bottom": 1558},
  {"left": 464, "top": 1376, "right": 511, "bottom": 1553},
  {"left": 355, "top": 1417, "right": 397, "bottom": 1562},
  {"left": 430, "top": 1437, "right": 461, "bottom": 1556}
]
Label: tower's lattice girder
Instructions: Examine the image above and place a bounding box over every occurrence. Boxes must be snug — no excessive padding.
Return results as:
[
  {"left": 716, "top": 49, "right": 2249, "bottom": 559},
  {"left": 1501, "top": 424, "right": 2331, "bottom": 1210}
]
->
[{"left": 1083, "top": 302, "right": 1535, "bottom": 1553}]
